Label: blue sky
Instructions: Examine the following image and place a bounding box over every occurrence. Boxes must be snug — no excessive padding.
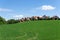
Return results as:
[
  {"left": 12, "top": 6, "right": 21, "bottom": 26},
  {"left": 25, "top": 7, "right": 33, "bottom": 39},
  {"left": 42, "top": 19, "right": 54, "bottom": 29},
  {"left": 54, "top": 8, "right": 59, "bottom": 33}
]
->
[{"left": 0, "top": 0, "right": 60, "bottom": 20}]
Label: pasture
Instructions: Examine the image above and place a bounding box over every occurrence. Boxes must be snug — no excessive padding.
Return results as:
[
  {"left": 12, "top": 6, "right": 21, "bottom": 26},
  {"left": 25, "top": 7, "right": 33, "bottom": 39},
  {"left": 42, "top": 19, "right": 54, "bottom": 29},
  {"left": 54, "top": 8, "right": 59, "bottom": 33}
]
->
[{"left": 0, "top": 20, "right": 60, "bottom": 40}]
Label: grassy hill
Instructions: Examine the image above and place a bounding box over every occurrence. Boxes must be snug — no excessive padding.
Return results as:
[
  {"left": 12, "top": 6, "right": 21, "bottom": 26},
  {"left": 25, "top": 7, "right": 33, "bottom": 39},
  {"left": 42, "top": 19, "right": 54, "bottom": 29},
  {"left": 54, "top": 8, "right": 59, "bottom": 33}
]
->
[{"left": 0, "top": 20, "right": 60, "bottom": 40}]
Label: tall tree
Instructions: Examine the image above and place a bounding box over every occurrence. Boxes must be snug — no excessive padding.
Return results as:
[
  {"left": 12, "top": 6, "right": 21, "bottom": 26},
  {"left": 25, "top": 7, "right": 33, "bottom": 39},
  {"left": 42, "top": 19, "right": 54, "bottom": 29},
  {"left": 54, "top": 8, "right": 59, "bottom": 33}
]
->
[{"left": 0, "top": 16, "right": 6, "bottom": 24}]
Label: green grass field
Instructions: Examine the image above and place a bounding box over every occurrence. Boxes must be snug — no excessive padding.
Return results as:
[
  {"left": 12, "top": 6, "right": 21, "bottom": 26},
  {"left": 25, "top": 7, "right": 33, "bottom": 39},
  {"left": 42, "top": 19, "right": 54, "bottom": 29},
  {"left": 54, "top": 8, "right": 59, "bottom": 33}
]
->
[{"left": 0, "top": 20, "right": 60, "bottom": 40}]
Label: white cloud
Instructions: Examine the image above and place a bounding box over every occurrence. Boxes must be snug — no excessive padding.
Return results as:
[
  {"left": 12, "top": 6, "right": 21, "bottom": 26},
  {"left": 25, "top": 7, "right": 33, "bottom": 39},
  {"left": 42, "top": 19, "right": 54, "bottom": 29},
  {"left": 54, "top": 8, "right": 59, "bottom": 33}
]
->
[
  {"left": 13, "top": 15, "right": 24, "bottom": 19},
  {"left": 0, "top": 8, "right": 13, "bottom": 12},
  {"left": 30, "top": 5, "right": 56, "bottom": 13},
  {"left": 40, "top": 5, "right": 55, "bottom": 10}
]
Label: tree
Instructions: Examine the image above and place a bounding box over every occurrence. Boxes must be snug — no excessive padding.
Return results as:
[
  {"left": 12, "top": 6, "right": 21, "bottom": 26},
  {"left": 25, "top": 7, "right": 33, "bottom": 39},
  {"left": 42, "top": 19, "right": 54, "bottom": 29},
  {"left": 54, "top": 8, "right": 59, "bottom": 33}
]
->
[
  {"left": 7, "top": 19, "right": 19, "bottom": 24},
  {"left": 0, "top": 16, "right": 6, "bottom": 24}
]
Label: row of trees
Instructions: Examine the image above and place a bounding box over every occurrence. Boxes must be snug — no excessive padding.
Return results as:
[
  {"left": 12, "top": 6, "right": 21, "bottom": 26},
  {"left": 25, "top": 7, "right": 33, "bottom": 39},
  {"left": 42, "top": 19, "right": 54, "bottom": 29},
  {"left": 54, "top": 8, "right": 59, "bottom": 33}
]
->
[
  {"left": 0, "top": 16, "right": 20, "bottom": 24},
  {"left": 0, "top": 15, "right": 60, "bottom": 24}
]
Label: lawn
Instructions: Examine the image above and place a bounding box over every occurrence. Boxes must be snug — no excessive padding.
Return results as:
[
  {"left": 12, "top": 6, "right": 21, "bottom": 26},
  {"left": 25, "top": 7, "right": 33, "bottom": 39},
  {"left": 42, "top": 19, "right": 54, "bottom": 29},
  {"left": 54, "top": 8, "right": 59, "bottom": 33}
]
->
[{"left": 0, "top": 20, "right": 60, "bottom": 40}]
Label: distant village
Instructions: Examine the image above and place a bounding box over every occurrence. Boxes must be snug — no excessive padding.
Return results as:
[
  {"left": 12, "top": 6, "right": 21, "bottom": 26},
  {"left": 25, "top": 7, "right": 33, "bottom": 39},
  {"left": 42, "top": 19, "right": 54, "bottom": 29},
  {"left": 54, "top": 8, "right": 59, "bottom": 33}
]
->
[{"left": 20, "top": 15, "right": 59, "bottom": 22}]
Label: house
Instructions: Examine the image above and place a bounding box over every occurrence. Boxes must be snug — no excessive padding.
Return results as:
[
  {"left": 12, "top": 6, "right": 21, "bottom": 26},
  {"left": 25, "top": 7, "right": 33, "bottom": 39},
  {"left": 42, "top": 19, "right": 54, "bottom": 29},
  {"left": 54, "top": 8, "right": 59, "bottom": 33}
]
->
[
  {"left": 31, "top": 16, "right": 38, "bottom": 20},
  {"left": 24, "top": 17, "right": 30, "bottom": 21},
  {"left": 20, "top": 18, "right": 25, "bottom": 22},
  {"left": 42, "top": 15, "right": 49, "bottom": 20},
  {"left": 51, "top": 16, "right": 59, "bottom": 20}
]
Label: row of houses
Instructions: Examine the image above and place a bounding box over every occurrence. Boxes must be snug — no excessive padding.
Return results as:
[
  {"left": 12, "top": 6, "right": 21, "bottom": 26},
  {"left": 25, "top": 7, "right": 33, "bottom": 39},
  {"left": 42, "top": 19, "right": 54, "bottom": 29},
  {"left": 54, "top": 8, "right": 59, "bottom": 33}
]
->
[{"left": 20, "top": 15, "right": 59, "bottom": 22}]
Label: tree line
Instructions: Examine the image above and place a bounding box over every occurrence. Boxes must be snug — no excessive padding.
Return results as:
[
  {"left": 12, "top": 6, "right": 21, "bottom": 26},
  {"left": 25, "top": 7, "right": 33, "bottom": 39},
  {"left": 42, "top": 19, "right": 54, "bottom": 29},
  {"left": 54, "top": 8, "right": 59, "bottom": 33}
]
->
[{"left": 0, "top": 15, "right": 60, "bottom": 24}]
